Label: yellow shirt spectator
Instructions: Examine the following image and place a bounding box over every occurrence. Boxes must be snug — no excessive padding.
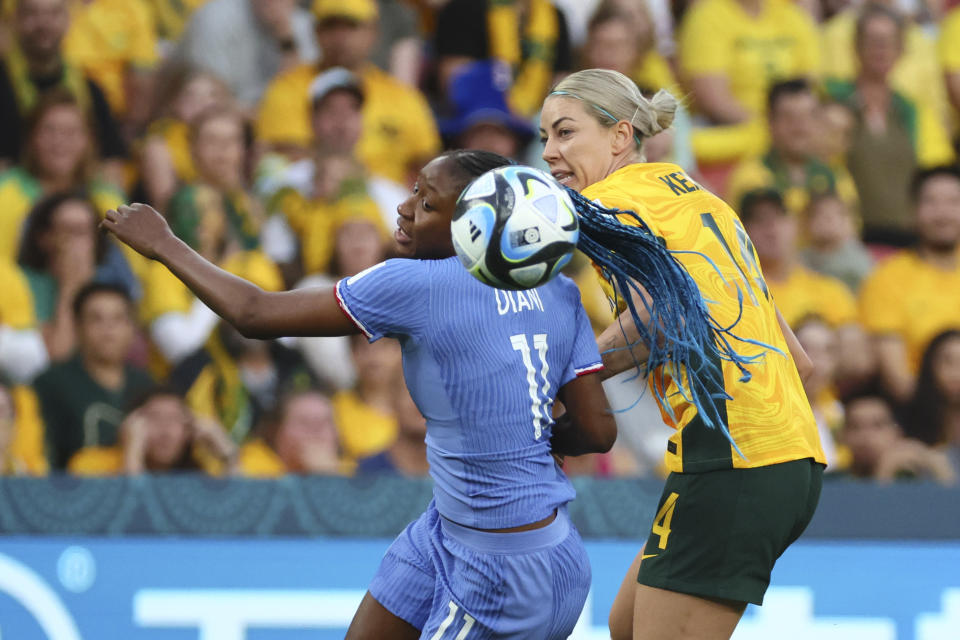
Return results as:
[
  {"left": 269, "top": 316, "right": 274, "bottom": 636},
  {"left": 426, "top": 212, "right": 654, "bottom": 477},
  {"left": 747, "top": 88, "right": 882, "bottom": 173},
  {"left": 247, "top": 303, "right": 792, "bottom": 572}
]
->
[
  {"left": 237, "top": 438, "right": 287, "bottom": 477},
  {"left": 768, "top": 265, "right": 857, "bottom": 329},
  {"left": 679, "top": 0, "right": 821, "bottom": 117},
  {"left": 939, "top": 6, "right": 960, "bottom": 130},
  {"left": 63, "top": 0, "right": 159, "bottom": 115},
  {"left": 632, "top": 51, "right": 678, "bottom": 95},
  {"left": 859, "top": 250, "right": 960, "bottom": 372},
  {"left": 332, "top": 390, "right": 397, "bottom": 461},
  {"left": 726, "top": 152, "right": 859, "bottom": 215},
  {"left": 823, "top": 9, "right": 948, "bottom": 132},
  {"left": 68, "top": 445, "right": 124, "bottom": 475},
  {"left": 145, "top": 0, "right": 211, "bottom": 43},
  {"left": 256, "top": 64, "right": 441, "bottom": 184}
]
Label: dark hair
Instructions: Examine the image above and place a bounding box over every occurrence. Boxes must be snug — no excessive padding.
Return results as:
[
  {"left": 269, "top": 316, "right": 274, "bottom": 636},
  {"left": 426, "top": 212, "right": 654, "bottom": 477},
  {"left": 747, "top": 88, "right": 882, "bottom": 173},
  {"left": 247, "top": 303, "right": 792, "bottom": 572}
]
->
[
  {"left": 124, "top": 386, "right": 199, "bottom": 471},
  {"left": 767, "top": 78, "right": 812, "bottom": 115},
  {"left": 588, "top": 1, "right": 632, "bottom": 32},
  {"left": 909, "top": 165, "right": 960, "bottom": 203},
  {"left": 259, "top": 387, "right": 334, "bottom": 447},
  {"left": 17, "top": 190, "right": 108, "bottom": 270},
  {"left": 72, "top": 281, "right": 133, "bottom": 319},
  {"left": 841, "top": 384, "right": 897, "bottom": 418},
  {"left": 855, "top": 3, "right": 905, "bottom": 48},
  {"left": 901, "top": 330, "right": 960, "bottom": 445},
  {"left": 738, "top": 188, "right": 786, "bottom": 225},
  {"left": 441, "top": 149, "right": 515, "bottom": 192},
  {"left": 22, "top": 87, "right": 98, "bottom": 181}
]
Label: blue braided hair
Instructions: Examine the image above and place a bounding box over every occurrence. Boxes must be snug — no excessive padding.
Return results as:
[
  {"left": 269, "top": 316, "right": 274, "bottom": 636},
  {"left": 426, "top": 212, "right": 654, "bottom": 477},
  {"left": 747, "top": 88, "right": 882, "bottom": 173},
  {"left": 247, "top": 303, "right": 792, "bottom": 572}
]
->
[{"left": 567, "top": 188, "right": 778, "bottom": 455}]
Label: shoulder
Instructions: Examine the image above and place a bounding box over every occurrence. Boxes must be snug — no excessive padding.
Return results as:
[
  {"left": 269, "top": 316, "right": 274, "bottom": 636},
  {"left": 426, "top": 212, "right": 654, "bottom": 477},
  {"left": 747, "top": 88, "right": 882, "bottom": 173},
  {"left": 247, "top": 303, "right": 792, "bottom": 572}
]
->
[
  {"left": 34, "top": 358, "right": 79, "bottom": 389},
  {"left": 682, "top": 0, "right": 728, "bottom": 22},
  {"left": 772, "top": 0, "right": 816, "bottom": 27},
  {"left": 361, "top": 67, "right": 428, "bottom": 104},
  {"left": 0, "top": 167, "right": 37, "bottom": 194},
  {"left": 266, "top": 63, "right": 316, "bottom": 93},
  {"left": 824, "top": 79, "right": 857, "bottom": 104},
  {"left": 861, "top": 251, "right": 918, "bottom": 289},
  {"left": 68, "top": 446, "right": 124, "bottom": 476},
  {"left": 125, "top": 365, "right": 154, "bottom": 391}
]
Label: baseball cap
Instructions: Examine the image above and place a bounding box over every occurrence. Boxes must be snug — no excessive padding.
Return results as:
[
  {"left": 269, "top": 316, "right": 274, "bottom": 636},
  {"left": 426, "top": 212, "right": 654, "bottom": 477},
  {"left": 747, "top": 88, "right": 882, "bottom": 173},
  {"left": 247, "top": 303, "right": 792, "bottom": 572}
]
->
[
  {"left": 438, "top": 61, "right": 535, "bottom": 145},
  {"left": 312, "top": 0, "right": 378, "bottom": 23},
  {"left": 309, "top": 67, "right": 364, "bottom": 106}
]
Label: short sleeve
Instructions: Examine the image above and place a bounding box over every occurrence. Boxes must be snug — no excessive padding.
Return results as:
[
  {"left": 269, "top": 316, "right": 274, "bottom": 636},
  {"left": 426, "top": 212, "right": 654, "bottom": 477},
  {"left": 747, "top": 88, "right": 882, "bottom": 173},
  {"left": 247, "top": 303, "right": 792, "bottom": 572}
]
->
[
  {"left": 0, "top": 263, "right": 37, "bottom": 330},
  {"left": 820, "top": 277, "right": 857, "bottom": 327},
  {"left": 789, "top": 6, "right": 821, "bottom": 77},
  {"left": 859, "top": 262, "right": 904, "bottom": 335},
  {"left": 940, "top": 9, "right": 960, "bottom": 71},
  {"left": 678, "top": 1, "right": 732, "bottom": 76},
  {"left": 561, "top": 288, "right": 603, "bottom": 386},
  {"left": 335, "top": 259, "right": 430, "bottom": 340}
]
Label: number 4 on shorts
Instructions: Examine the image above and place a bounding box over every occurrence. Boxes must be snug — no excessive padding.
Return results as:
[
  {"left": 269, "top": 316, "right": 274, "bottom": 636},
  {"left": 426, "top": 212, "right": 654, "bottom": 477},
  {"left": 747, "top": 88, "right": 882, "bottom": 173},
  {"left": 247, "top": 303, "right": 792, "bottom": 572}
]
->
[{"left": 651, "top": 492, "right": 679, "bottom": 550}]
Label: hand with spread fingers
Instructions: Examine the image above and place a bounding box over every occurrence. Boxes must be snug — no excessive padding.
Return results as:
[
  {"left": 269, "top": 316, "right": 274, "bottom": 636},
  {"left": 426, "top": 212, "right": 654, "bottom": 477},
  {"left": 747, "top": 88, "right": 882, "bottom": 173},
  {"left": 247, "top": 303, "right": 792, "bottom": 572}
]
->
[{"left": 101, "top": 203, "right": 177, "bottom": 261}]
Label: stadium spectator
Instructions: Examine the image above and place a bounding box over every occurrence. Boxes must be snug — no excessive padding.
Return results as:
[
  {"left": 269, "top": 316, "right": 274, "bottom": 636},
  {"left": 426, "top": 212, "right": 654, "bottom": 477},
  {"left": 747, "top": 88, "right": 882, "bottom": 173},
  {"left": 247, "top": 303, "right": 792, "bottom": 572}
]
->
[
  {"left": 676, "top": 0, "right": 819, "bottom": 165},
  {"left": 256, "top": 0, "right": 440, "bottom": 186},
  {"left": 0, "top": 261, "right": 47, "bottom": 384},
  {"left": 256, "top": 66, "right": 404, "bottom": 269},
  {"left": 366, "top": 0, "right": 422, "bottom": 86},
  {"left": 0, "top": 89, "right": 125, "bottom": 264},
  {"left": 169, "top": 322, "right": 315, "bottom": 444},
  {"left": 726, "top": 80, "right": 859, "bottom": 217},
  {"left": 166, "top": 105, "right": 264, "bottom": 258},
  {"left": 17, "top": 192, "right": 137, "bottom": 361},
  {"left": 825, "top": 4, "right": 955, "bottom": 247},
  {"left": 822, "top": 0, "right": 948, "bottom": 140},
  {"left": 0, "top": 380, "right": 37, "bottom": 474},
  {"left": 141, "top": 69, "right": 231, "bottom": 210},
  {"left": 438, "top": 60, "right": 535, "bottom": 161},
  {"left": 173, "top": 0, "right": 318, "bottom": 109},
  {"left": 434, "top": 0, "right": 573, "bottom": 118},
  {"left": 800, "top": 193, "right": 873, "bottom": 292},
  {"left": 239, "top": 389, "right": 349, "bottom": 475},
  {"left": 34, "top": 283, "right": 153, "bottom": 470},
  {"left": 739, "top": 189, "right": 858, "bottom": 329},
  {"left": 147, "top": 0, "right": 212, "bottom": 47},
  {"left": 582, "top": 0, "right": 676, "bottom": 94},
  {"left": 815, "top": 100, "right": 857, "bottom": 170},
  {"left": 62, "top": 0, "right": 159, "bottom": 138},
  {"left": 0, "top": 0, "right": 126, "bottom": 180},
  {"left": 901, "top": 330, "right": 960, "bottom": 446},
  {"left": 356, "top": 381, "right": 428, "bottom": 476},
  {"left": 794, "top": 316, "right": 844, "bottom": 469},
  {"left": 69, "top": 387, "right": 238, "bottom": 474},
  {"left": 858, "top": 166, "right": 960, "bottom": 402},
  {"left": 840, "top": 390, "right": 956, "bottom": 485},
  {"left": 333, "top": 334, "right": 400, "bottom": 461},
  {"left": 942, "top": 4, "right": 960, "bottom": 149}
]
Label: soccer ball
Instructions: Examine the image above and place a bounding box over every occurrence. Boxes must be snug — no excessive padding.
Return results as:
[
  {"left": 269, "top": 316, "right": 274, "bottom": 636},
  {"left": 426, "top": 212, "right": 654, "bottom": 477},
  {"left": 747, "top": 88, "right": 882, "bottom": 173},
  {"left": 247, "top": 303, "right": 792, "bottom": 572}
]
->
[{"left": 451, "top": 165, "right": 579, "bottom": 290}]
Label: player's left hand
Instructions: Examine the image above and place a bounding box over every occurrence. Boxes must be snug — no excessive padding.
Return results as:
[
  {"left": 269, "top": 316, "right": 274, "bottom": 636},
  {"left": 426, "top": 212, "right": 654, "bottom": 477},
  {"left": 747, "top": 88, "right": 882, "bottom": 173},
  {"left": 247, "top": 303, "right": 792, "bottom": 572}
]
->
[{"left": 101, "top": 203, "right": 175, "bottom": 261}]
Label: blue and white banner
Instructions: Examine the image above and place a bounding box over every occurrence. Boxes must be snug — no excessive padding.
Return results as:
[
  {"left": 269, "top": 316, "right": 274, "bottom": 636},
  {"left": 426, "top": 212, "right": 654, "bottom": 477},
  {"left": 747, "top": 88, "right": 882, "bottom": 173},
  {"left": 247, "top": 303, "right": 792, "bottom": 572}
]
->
[{"left": 0, "top": 538, "right": 956, "bottom": 639}]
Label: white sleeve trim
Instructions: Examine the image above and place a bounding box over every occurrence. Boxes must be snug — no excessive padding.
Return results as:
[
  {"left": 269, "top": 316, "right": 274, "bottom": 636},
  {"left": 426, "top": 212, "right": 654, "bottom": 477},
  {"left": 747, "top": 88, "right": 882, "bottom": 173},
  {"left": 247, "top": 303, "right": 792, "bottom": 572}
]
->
[
  {"left": 150, "top": 300, "right": 220, "bottom": 364},
  {"left": 334, "top": 280, "right": 373, "bottom": 339},
  {"left": 0, "top": 325, "right": 49, "bottom": 383}
]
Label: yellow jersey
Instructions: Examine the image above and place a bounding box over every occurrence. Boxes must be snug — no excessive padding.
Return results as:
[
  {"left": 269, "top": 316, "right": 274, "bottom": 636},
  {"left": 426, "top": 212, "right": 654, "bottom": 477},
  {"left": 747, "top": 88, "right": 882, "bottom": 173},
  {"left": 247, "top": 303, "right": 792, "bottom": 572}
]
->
[
  {"left": 255, "top": 64, "right": 441, "bottom": 185},
  {"left": 858, "top": 250, "right": 960, "bottom": 372},
  {"left": 940, "top": 7, "right": 960, "bottom": 131},
  {"left": 332, "top": 390, "right": 397, "bottom": 461},
  {"left": 767, "top": 265, "right": 857, "bottom": 329},
  {"left": 582, "top": 163, "right": 825, "bottom": 473}
]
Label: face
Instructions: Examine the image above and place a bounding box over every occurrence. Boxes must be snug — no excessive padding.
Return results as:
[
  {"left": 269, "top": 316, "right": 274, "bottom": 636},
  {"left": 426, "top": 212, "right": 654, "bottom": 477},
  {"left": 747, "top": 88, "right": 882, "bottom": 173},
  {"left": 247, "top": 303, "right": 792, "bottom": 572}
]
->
[
  {"left": 460, "top": 122, "right": 520, "bottom": 160},
  {"left": 334, "top": 220, "right": 384, "bottom": 277},
  {"left": 843, "top": 397, "right": 901, "bottom": 471},
  {"left": 175, "top": 74, "right": 228, "bottom": 123},
  {"left": 807, "top": 196, "right": 855, "bottom": 249},
  {"left": 192, "top": 114, "right": 246, "bottom": 190},
  {"left": 933, "top": 336, "right": 960, "bottom": 401},
  {"left": 311, "top": 90, "right": 363, "bottom": 153},
  {"left": 42, "top": 199, "right": 96, "bottom": 262},
  {"left": 395, "top": 156, "right": 463, "bottom": 259},
  {"left": 796, "top": 320, "right": 838, "bottom": 394},
  {"left": 817, "top": 103, "right": 854, "bottom": 161},
  {"left": 915, "top": 175, "right": 960, "bottom": 252},
  {"left": 16, "top": 0, "right": 69, "bottom": 61},
  {"left": 541, "top": 96, "right": 627, "bottom": 193},
  {"left": 77, "top": 292, "right": 135, "bottom": 365},
  {"left": 316, "top": 19, "right": 376, "bottom": 69},
  {"left": 274, "top": 393, "right": 340, "bottom": 472},
  {"left": 770, "top": 91, "right": 818, "bottom": 160},
  {"left": 857, "top": 15, "right": 902, "bottom": 79},
  {"left": 141, "top": 396, "right": 192, "bottom": 469},
  {"left": 743, "top": 204, "right": 796, "bottom": 265},
  {"left": 584, "top": 20, "right": 638, "bottom": 75},
  {"left": 31, "top": 104, "right": 89, "bottom": 181}
]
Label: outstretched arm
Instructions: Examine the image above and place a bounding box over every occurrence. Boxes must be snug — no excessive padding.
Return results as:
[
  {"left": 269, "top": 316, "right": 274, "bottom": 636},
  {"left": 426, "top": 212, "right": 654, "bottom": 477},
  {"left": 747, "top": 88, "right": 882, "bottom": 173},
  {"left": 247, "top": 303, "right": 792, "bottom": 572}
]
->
[
  {"left": 102, "top": 204, "right": 358, "bottom": 339},
  {"left": 596, "top": 284, "right": 653, "bottom": 381}
]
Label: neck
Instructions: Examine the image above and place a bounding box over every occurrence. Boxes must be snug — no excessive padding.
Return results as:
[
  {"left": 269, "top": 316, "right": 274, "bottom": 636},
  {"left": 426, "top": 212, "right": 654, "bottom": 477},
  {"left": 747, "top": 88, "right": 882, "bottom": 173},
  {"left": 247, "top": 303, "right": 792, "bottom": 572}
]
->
[
  {"left": 759, "top": 257, "right": 793, "bottom": 282},
  {"left": 39, "top": 173, "right": 76, "bottom": 194},
  {"left": 388, "top": 435, "right": 429, "bottom": 475},
  {"left": 604, "top": 154, "right": 640, "bottom": 184},
  {"left": 738, "top": 0, "right": 764, "bottom": 16},
  {"left": 917, "top": 244, "right": 958, "bottom": 270},
  {"left": 83, "top": 354, "right": 125, "bottom": 391},
  {"left": 25, "top": 50, "right": 63, "bottom": 77},
  {"left": 858, "top": 75, "right": 890, "bottom": 98}
]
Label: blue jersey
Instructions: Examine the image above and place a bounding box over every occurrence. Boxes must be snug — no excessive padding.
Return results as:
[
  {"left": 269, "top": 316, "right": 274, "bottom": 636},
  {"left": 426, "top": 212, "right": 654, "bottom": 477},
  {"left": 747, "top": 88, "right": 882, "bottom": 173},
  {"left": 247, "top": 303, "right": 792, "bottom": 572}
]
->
[{"left": 336, "top": 257, "right": 602, "bottom": 529}]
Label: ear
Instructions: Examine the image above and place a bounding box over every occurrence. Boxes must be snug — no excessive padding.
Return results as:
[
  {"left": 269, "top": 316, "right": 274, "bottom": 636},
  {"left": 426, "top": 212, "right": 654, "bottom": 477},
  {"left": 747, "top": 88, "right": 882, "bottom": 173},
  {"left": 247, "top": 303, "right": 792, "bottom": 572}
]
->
[{"left": 610, "top": 120, "right": 636, "bottom": 157}]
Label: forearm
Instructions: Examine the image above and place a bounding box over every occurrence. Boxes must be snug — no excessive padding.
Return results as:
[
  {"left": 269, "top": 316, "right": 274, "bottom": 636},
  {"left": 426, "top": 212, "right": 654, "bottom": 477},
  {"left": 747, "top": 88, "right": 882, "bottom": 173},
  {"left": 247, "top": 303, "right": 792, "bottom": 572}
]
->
[
  {"left": 550, "top": 412, "right": 611, "bottom": 456},
  {"left": 43, "top": 290, "right": 79, "bottom": 362},
  {"left": 597, "top": 316, "right": 651, "bottom": 381}
]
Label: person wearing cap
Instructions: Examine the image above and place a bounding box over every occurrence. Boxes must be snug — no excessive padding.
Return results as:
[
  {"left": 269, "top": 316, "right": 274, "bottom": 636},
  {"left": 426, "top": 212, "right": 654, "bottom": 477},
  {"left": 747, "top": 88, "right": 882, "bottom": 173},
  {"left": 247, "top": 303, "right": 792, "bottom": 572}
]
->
[
  {"left": 256, "top": 0, "right": 440, "bottom": 186},
  {"left": 439, "top": 60, "right": 535, "bottom": 161},
  {"left": 739, "top": 188, "right": 858, "bottom": 332},
  {"left": 174, "top": 0, "right": 319, "bottom": 109}
]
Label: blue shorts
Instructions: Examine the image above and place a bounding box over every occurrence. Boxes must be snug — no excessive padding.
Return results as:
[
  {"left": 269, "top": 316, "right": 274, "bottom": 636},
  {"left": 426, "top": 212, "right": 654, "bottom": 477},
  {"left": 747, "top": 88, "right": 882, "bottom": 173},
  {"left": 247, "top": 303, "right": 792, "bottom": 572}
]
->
[{"left": 369, "top": 501, "right": 591, "bottom": 639}]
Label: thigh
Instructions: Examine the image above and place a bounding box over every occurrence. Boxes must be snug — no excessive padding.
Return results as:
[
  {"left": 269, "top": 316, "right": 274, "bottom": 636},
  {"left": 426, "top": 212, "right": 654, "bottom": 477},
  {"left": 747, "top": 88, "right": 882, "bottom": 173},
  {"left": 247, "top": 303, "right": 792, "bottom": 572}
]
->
[
  {"left": 633, "top": 584, "right": 746, "bottom": 640},
  {"left": 346, "top": 592, "right": 421, "bottom": 640}
]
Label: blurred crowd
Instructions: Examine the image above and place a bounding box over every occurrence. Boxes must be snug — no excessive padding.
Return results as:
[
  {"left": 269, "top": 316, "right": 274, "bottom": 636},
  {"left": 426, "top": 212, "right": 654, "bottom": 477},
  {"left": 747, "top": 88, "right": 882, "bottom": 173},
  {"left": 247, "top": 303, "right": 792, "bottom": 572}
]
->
[{"left": 0, "top": 0, "right": 958, "bottom": 484}]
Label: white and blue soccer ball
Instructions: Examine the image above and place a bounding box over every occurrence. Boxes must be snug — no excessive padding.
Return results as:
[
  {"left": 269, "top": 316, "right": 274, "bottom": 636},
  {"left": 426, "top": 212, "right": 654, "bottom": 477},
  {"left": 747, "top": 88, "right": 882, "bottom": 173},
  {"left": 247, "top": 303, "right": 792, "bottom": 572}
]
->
[{"left": 451, "top": 165, "right": 579, "bottom": 290}]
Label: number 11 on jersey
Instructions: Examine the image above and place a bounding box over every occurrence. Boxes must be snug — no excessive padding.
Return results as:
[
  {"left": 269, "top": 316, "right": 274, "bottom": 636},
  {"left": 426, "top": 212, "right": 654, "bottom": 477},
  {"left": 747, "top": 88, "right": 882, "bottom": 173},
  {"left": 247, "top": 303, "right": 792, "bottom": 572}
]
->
[{"left": 511, "top": 333, "right": 551, "bottom": 440}]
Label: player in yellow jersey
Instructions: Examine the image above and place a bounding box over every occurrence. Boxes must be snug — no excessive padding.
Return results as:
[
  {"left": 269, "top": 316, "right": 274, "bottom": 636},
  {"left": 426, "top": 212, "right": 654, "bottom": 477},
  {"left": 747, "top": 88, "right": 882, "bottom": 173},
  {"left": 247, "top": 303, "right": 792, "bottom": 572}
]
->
[{"left": 540, "top": 69, "right": 826, "bottom": 640}]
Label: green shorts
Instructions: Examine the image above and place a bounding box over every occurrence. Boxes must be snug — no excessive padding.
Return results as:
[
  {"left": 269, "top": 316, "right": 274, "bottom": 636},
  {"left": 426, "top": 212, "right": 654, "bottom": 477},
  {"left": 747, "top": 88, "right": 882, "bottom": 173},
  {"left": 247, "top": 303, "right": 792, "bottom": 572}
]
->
[{"left": 636, "top": 458, "right": 824, "bottom": 606}]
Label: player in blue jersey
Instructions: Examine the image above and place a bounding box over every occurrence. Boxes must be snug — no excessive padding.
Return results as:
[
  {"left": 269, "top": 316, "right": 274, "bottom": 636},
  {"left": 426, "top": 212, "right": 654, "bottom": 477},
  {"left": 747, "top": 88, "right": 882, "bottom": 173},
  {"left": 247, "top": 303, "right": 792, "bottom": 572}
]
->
[{"left": 102, "top": 149, "right": 617, "bottom": 640}]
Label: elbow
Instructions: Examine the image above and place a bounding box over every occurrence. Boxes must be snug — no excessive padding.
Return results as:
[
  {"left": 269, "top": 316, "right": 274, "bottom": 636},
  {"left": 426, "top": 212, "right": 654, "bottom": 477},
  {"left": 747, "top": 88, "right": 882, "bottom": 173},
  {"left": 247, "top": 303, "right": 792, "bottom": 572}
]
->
[
  {"left": 593, "top": 418, "right": 618, "bottom": 454},
  {"left": 232, "top": 292, "right": 274, "bottom": 340}
]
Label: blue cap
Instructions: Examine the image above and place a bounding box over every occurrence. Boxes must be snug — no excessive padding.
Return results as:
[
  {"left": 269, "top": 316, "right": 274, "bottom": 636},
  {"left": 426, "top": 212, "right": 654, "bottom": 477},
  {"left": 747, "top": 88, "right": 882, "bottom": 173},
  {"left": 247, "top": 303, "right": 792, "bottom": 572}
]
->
[{"left": 439, "top": 61, "right": 536, "bottom": 144}]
